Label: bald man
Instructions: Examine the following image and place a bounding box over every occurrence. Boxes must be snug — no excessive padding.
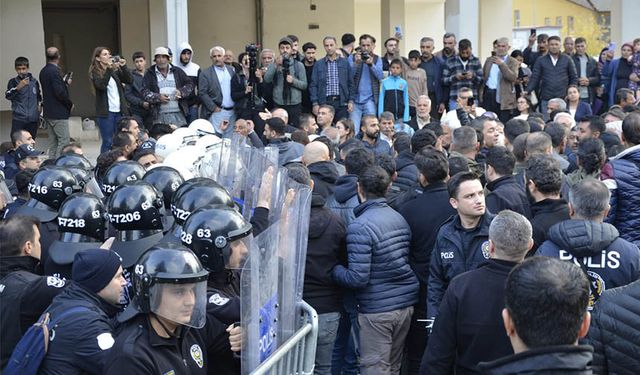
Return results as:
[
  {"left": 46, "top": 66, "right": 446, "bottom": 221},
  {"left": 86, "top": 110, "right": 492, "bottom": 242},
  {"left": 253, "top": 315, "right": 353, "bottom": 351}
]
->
[
  {"left": 303, "top": 141, "right": 339, "bottom": 199},
  {"left": 39, "top": 47, "right": 73, "bottom": 159}
]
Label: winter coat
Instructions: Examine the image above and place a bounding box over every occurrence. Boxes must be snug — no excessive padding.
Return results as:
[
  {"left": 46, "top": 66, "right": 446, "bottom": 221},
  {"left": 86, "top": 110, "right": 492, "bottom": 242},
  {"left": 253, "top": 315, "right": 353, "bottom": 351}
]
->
[
  {"left": 481, "top": 55, "right": 519, "bottom": 111},
  {"left": 309, "top": 56, "right": 355, "bottom": 107},
  {"left": 485, "top": 176, "right": 531, "bottom": 218},
  {"left": 91, "top": 66, "right": 133, "bottom": 117},
  {"left": 477, "top": 345, "right": 594, "bottom": 375},
  {"left": 572, "top": 53, "right": 601, "bottom": 104},
  {"left": 325, "top": 174, "right": 359, "bottom": 227},
  {"left": 264, "top": 59, "right": 307, "bottom": 106},
  {"left": 303, "top": 194, "right": 347, "bottom": 314},
  {"left": 361, "top": 137, "right": 392, "bottom": 156},
  {"left": 394, "top": 150, "right": 418, "bottom": 193},
  {"left": 422, "top": 259, "right": 517, "bottom": 375},
  {"left": 526, "top": 54, "right": 578, "bottom": 101},
  {"left": 333, "top": 198, "right": 419, "bottom": 313},
  {"left": 398, "top": 181, "right": 456, "bottom": 286},
  {"left": 607, "top": 144, "right": 640, "bottom": 246},
  {"left": 267, "top": 138, "right": 304, "bottom": 166},
  {"left": 588, "top": 278, "right": 640, "bottom": 375},
  {"left": 536, "top": 220, "right": 640, "bottom": 309},
  {"left": 427, "top": 212, "right": 494, "bottom": 320},
  {"left": 307, "top": 161, "right": 339, "bottom": 199},
  {"left": 142, "top": 64, "right": 194, "bottom": 117},
  {"left": 39, "top": 63, "right": 72, "bottom": 119},
  {"left": 529, "top": 198, "right": 570, "bottom": 253}
]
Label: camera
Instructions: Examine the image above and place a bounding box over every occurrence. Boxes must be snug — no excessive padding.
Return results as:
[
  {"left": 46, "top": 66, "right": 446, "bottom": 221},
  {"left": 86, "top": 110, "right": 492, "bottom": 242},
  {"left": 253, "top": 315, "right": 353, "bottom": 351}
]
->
[
  {"left": 112, "top": 55, "right": 121, "bottom": 64},
  {"left": 281, "top": 53, "right": 291, "bottom": 76},
  {"left": 361, "top": 51, "right": 370, "bottom": 61}
]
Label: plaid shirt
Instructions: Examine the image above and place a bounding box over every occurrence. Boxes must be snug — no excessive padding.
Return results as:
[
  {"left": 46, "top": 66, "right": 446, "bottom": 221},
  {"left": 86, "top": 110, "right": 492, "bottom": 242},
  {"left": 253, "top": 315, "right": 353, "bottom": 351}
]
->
[
  {"left": 442, "top": 55, "right": 483, "bottom": 101},
  {"left": 326, "top": 58, "right": 340, "bottom": 96}
]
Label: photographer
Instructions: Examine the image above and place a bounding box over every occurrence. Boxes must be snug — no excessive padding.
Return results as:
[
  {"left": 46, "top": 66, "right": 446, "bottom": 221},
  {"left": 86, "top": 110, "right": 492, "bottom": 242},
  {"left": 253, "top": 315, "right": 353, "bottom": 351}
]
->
[
  {"left": 264, "top": 37, "right": 307, "bottom": 127},
  {"left": 89, "top": 47, "right": 133, "bottom": 153},
  {"left": 348, "top": 34, "right": 384, "bottom": 131},
  {"left": 231, "top": 46, "right": 265, "bottom": 133}
]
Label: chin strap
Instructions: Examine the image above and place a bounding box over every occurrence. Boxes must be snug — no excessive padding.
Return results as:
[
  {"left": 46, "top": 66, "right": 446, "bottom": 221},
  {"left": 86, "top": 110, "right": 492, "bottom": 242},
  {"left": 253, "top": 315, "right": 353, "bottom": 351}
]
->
[{"left": 151, "top": 314, "right": 181, "bottom": 339}]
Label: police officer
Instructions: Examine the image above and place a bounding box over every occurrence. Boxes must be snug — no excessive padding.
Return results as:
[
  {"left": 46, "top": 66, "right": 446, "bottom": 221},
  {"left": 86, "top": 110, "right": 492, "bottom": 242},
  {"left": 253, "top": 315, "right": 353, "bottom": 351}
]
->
[
  {"left": 142, "top": 165, "right": 184, "bottom": 233},
  {"left": 55, "top": 152, "right": 103, "bottom": 198},
  {"left": 38, "top": 248, "right": 126, "bottom": 374},
  {"left": 104, "top": 246, "right": 231, "bottom": 374},
  {"left": 45, "top": 192, "right": 107, "bottom": 279},
  {"left": 0, "top": 215, "right": 66, "bottom": 368},
  {"left": 14, "top": 166, "right": 82, "bottom": 261},
  {"left": 159, "top": 177, "right": 235, "bottom": 246},
  {"left": 107, "top": 181, "right": 164, "bottom": 272},
  {"left": 100, "top": 160, "right": 145, "bottom": 199}
]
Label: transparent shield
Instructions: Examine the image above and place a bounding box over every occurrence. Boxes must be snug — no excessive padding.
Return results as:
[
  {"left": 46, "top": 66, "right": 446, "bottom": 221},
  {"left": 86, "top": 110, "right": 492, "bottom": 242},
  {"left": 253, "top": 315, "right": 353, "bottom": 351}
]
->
[
  {"left": 84, "top": 176, "right": 105, "bottom": 200},
  {"left": 217, "top": 134, "right": 250, "bottom": 202},
  {"left": 241, "top": 224, "right": 280, "bottom": 373},
  {"left": 149, "top": 280, "right": 208, "bottom": 329}
]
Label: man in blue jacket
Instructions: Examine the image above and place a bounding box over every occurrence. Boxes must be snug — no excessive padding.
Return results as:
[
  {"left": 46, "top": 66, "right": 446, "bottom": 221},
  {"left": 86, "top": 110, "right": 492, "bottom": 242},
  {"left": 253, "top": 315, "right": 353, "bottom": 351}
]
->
[
  {"left": 333, "top": 165, "right": 419, "bottom": 375},
  {"left": 5, "top": 57, "right": 41, "bottom": 140},
  {"left": 38, "top": 248, "right": 126, "bottom": 375},
  {"left": 310, "top": 36, "right": 355, "bottom": 123},
  {"left": 537, "top": 178, "right": 640, "bottom": 309},
  {"left": 427, "top": 171, "right": 494, "bottom": 326}
]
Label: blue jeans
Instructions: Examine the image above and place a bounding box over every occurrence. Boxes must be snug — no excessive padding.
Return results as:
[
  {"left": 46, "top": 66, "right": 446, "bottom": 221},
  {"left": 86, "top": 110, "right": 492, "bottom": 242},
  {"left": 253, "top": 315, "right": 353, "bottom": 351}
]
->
[
  {"left": 187, "top": 105, "right": 199, "bottom": 125},
  {"left": 332, "top": 293, "right": 359, "bottom": 375},
  {"left": 96, "top": 112, "right": 121, "bottom": 153},
  {"left": 349, "top": 100, "right": 376, "bottom": 135},
  {"left": 209, "top": 109, "right": 235, "bottom": 138},
  {"left": 315, "top": 312, "right": 341, "bottom": 375}
]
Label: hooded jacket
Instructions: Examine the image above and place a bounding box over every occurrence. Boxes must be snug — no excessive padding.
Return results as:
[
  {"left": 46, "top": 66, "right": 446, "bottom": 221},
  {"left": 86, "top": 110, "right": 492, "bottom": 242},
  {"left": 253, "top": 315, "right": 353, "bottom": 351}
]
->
[
  {"left": 529, "top": 198, "right": 570, "bottom": 253},
  {"left": 394, "top": 150, "right": 418, "bottom": 193},
  {"left": 303, "top": 194, "right": 347, "bottom": 314},
  {"left": 325, "top": 174, "right": 359, "bottom": 227},
  {"left": 308, "top": 161, "right": 339, "bottom": 199},
  {"left": 332, "top": 198, "right": 419, "bottom": 313},
  {"left": 486, "top": 175, "right": 531, "bottom": 219},
  {"left": 267, "top": 138, "right": 304, "bottom": 166},
  {"left": 536, "top": 220, "right": 640, "bottom": 309},
  {"left": 176, "top": 42, "right": 201, "bottom": 107}
]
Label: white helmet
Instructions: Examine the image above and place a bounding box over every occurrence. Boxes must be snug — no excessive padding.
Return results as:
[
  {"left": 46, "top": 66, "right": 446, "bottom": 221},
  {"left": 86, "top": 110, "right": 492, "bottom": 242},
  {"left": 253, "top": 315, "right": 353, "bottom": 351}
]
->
[
  {"left": 163, "top": 144, "right": 206, "bottom": 180},
  {"left": 189, "top": 119, "right": 216, "bottom": 136},
  {"left": 195, "top": 134, "right": 222, "bottom": 151},
  {"left": 155, "top": 133, "right": 183, "bottom": 160},
  {"left": 172, "top": 127, "right": 199, "bottom": 146}
]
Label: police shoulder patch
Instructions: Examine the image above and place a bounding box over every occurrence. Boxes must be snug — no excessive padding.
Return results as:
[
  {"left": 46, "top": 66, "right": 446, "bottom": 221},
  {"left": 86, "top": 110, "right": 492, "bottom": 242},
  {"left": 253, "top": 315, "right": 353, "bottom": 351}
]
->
[
  {"left": 46, "top": 276, "right": 66, "bottom": 288},
  {"left": 96, "top": 332, "right": 115, "bottom": 350},
  {"left": 190, "top": 344, "right": 204, "bottom": 368},
  {"left": 209, "top": 293, "right": 230, "bottom": 306}
]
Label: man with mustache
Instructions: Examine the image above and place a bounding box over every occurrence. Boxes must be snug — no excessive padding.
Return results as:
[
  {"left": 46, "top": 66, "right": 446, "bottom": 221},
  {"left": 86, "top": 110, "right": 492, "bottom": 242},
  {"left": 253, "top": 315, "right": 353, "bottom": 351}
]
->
[{"left": 426, "top": 171, "right": 495, "bottom": 334}]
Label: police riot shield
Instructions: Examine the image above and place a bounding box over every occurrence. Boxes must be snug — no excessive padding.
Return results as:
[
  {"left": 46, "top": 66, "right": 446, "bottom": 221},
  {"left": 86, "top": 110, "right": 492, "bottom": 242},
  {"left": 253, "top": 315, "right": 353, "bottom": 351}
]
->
[
  {"left": 216, "top": 133, "right": 252, "bottom": 203},
  {"left": 240, "top": 223, "right": 280, "bottom": 373},
  {"left": 239, "top": 147, "right": 287, "bottom": 222},
  {"left": 276, "top": 181, "right": 312, "bottom": 343},
  {"left": 199, "top": 137, "right": 227, "bottom": 181}
]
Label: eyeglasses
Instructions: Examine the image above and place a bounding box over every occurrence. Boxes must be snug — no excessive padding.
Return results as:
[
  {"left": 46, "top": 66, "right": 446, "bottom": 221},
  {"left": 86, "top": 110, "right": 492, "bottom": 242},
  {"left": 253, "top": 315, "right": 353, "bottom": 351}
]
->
[{"left": 481, "top": 111, "right": 498, "bottom": 120}]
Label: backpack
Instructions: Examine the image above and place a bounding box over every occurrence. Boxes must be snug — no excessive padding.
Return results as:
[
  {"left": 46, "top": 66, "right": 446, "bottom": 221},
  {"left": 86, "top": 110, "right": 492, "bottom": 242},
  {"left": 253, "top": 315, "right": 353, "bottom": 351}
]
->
[{"left": 4, "top": 306, "right": 90, "bottom": 375}]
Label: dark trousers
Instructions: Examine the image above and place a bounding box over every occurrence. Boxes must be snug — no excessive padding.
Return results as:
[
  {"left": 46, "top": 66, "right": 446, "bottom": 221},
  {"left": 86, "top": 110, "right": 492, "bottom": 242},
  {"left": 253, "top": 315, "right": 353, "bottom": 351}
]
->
[
  {"left": 332, "top": 293, "right": 359, "bottom": 375},
  {"left": 428, "top": 91, "right": 439, "bottom": 119},
  {"left": 482, "top": 89, "right": 512, "bottom": 123},
  {"left": 280, "top": 103, "right": 302, "bottom": 127},
  {"left": 12, "top": 119, "right": 39, "bottom": 140},
  {"left": 405, "top": 283, "right": 428, "bottom": 375},
  {"left": 325, "top": 96, "right": 349, "bottom": 124}
]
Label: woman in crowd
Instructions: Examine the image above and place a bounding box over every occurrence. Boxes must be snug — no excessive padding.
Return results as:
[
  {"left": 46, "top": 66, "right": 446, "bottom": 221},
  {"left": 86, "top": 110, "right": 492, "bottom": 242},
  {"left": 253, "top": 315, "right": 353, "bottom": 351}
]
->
[
  {"left": 566, "top": 138, "right": 606, "bottom": 188},
  {"left": 603, "top": 43, "right": 634, "bottom": 107},
  {"left": 336, "top": 118, "right": 355, "bottom": 146},
  {"left": 514, "top": 96, "right": 533, "bottom": 120},
  {"left": 89, "top": 47, "right": 133, "bottom": 153},
  {"left": 566, "top": 85, "right": 592, "bottom": 121}
]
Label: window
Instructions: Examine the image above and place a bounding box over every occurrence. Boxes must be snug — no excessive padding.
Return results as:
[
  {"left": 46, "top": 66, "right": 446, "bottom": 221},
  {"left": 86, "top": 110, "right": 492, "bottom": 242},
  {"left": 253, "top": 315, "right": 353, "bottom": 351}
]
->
[
  {"left": 556, "top": 16, "right": 562, "bottom": 26},
  {"left": 544, "top": 17, "right": 551, "bottom": 26},
  {"left": 514, "top": 10, "right": 520, "bottom": 27},
  {"left": 568, "top": 16, "right": 574, "bottom": 31}
]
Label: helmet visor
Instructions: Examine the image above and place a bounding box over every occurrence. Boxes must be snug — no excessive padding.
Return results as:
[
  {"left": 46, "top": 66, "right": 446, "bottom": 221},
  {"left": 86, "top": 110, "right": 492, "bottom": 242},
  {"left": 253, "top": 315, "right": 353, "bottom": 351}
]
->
[
  {"left": 84, "top": 176, "right": 105, "bottom": 200},
  {"left": 149, "top": 279, "right": 208, "bottom": 329},
  {"left": 226, "top": 233, "right": 252, "bottom": 270}
]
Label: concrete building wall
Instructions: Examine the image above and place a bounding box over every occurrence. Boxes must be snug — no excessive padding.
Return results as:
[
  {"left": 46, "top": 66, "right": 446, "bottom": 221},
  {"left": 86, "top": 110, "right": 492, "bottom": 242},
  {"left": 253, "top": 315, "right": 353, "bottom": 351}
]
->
[
  {"left": 479, "top": 0, "right": 513, "bottom": 61},
  {"left": 355, "top": 0, "right": 382, "bottom": 55},
  {"left": 404, "top": 0, "right": 445, "bottom": 52},
  {"left": 120, "top": 0, "right": 152, "bottom": 64},
  {"left": 0, "top": 0, "right": 46, "bottom": 113}
]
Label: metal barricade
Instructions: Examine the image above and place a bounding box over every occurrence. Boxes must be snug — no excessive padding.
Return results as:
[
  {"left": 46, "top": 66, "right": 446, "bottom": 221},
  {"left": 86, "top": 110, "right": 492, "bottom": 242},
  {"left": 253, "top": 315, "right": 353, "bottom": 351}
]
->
[{"left": 250, "top": 300, "right": 319, "bottom": 375}]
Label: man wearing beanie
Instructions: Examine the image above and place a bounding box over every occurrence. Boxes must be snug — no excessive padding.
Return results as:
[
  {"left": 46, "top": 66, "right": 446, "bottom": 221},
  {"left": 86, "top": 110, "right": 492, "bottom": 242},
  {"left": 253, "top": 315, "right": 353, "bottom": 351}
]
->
[{"left": 38, "top": 248, "right": 126, "bottom": 375}]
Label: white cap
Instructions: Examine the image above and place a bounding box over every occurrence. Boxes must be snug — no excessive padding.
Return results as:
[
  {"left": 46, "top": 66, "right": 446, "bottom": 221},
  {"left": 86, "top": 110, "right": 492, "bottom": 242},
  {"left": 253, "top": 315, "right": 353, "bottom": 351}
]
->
[{"left": 154, "top": 47, "right": 170, "bottom": 58}]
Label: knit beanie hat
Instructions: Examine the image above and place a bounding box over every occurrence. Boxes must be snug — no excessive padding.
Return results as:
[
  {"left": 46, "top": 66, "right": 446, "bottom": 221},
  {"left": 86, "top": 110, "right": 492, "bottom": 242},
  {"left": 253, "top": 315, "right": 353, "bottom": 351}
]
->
[{"left": 72, "top": 248, "right": 122, "bottom": 293}]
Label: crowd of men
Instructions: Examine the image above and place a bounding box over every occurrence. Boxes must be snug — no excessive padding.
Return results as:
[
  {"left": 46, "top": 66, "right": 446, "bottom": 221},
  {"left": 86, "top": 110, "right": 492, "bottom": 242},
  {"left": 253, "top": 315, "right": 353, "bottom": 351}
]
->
[{"left": 2, "top": 28, "right": 640, "bottom": 375}]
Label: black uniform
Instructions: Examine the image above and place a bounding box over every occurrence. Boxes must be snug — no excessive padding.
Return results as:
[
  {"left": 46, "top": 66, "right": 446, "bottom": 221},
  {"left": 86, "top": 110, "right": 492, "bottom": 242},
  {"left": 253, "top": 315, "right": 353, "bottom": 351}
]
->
[
  {"left": 0, "top": 256, "right": 66, "bottom": 368},
  {"left": 206, "top": 284, "right": 241, "bottom": 375},
  {"left": 104, "top": 314, "right": 229, "bottom": 375}
]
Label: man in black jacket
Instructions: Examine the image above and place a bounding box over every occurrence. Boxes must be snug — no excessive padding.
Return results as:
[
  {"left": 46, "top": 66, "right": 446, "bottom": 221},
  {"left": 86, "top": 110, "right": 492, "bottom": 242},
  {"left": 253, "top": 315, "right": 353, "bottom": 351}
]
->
[
  {"left": 525, "top": 35, "right": 577, "bottom": 121},
  {"left": 526, "top": 154, "right": 570, "bottom": 253},
  {"left": 302, "top": 141, "right": 339, "bottom": 199},
  {"left": 572, "top": 38, "right": 600, "bottom": 105},
  {"left": 39, "top": 248, "right": 126, "bottom": 374},
  {"left": 142, "top": 47, "right": 194, "bottom": 127},
  {"left": 477, "top": 257, "right": 593, "bottom": 374},
  {"left": 422, "top": 210, "right": 533, "bottom": 375},
  {"left": 399, "top": 146, "right": 456, "bottom": 374},
  {"left": 394, "top": 128, "right": 438, "bottom": 194},
  {"left": 485, "top": 146, "right": 531, "bottom": 218},
  {"left": 287, "top": 163, "right": 347, "bottom": 375},
  {"left": 39, "top": 47, "right": 73, "bottom": 159},
  {"left": 124, "top": 51, "right": 152, "bottom": 129},
  {"left": 0, "top": 215, "right": 66, "bottom": 369}
]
